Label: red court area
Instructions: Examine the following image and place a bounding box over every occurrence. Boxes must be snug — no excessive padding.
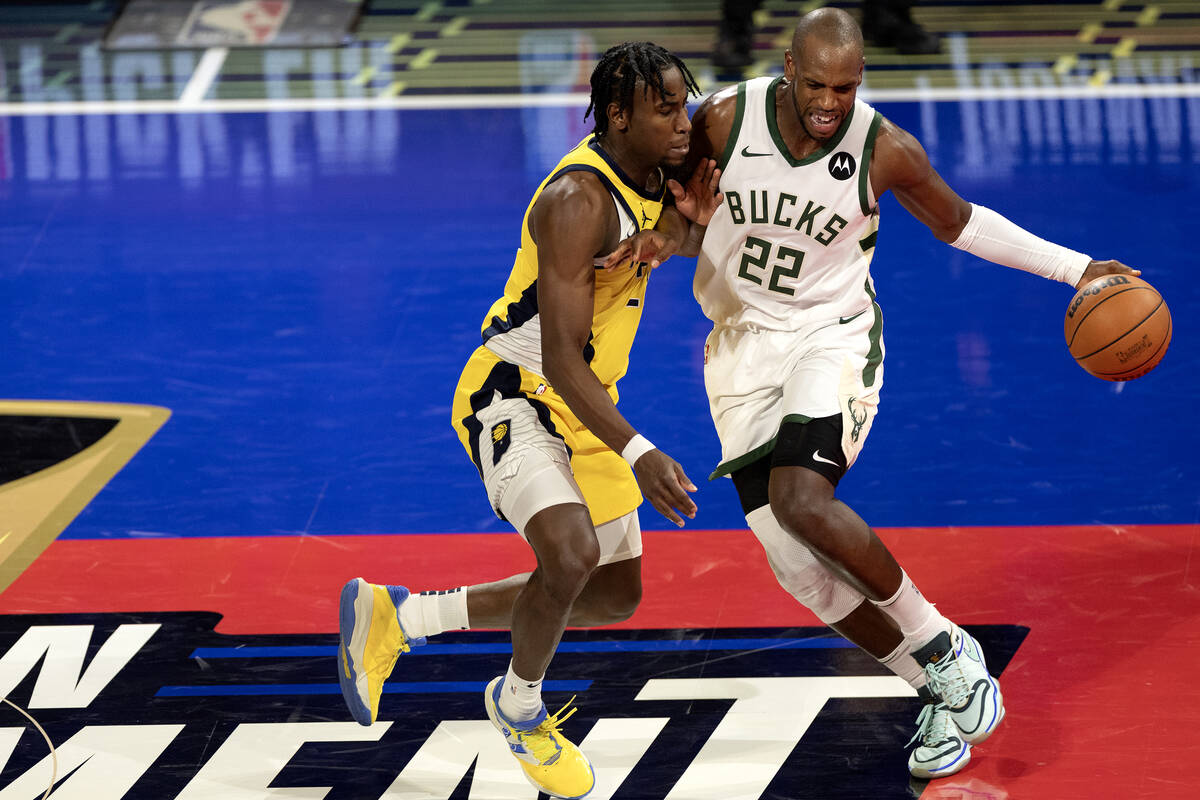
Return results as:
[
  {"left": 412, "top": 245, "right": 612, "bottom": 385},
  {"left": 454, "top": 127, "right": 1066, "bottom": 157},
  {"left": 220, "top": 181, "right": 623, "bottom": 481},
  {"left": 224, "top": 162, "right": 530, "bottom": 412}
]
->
[{"left": 3, "top": 523, "right": 1197, "bottom": 799}]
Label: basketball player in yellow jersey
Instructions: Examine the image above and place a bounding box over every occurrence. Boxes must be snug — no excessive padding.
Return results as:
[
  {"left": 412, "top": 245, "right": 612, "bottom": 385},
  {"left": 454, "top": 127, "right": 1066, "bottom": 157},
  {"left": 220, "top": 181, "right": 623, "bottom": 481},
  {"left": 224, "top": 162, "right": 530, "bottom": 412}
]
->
[
  {"left": 335, "top": 43, "right": 716, "bottom": 799},
  {"left": 611, "top": 8, "right": 1142, "bottom": 783}
]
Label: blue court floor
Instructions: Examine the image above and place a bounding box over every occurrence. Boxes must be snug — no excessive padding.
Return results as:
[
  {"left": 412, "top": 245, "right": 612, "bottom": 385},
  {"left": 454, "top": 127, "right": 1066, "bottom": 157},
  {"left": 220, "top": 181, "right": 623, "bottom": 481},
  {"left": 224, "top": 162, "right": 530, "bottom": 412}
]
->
[{"left": 1, "top": 3, "right": 1198, "bottom": 799}]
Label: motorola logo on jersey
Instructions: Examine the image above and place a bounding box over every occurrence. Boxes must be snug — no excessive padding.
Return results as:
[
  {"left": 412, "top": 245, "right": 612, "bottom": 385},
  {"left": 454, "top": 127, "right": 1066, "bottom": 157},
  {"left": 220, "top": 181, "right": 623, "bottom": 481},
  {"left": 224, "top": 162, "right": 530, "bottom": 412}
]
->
[
  {"left": 0, "top": 612, "right": 1026, "bottom": 799},
  {"left": 829, "top": 152, "right": 856, "bottom": 180}
]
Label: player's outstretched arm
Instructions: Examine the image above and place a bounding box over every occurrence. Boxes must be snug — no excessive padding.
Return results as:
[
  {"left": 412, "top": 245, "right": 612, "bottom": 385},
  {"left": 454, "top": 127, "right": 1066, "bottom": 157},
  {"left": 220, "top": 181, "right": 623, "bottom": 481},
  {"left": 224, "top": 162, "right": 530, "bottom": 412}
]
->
[
  {"left": 600, "top": 158, "right": 723, "bottom": 269},
  {"left": 599, "top": 212, "right": 685, "bottom": 271},
  {"left": 873, "top": 119, "right": 1140, "bottom": 288}
]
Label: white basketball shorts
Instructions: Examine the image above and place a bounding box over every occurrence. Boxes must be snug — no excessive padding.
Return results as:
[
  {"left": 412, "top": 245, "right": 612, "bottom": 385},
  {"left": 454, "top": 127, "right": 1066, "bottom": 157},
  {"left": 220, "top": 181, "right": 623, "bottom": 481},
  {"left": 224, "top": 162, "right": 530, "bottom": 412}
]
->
[{"left": 703, "top": 307, "right": 884, "bottom": 479}]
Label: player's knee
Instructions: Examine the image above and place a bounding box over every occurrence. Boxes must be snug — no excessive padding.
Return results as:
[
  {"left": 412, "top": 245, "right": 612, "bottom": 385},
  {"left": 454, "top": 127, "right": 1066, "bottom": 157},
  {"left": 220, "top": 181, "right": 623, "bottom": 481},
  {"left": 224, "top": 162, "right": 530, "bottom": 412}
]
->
[
  {"left": 768, "top": 485, "right": 833, "bottom": 545},
  {"left": 533, "top": 529, "right": 601, "bottom": 602},
  {"left": 553, "top": 546, "right": 601, "bottom": 597},
  {"left": 784, "top": 571, "right": 860, "bottom": 624}
]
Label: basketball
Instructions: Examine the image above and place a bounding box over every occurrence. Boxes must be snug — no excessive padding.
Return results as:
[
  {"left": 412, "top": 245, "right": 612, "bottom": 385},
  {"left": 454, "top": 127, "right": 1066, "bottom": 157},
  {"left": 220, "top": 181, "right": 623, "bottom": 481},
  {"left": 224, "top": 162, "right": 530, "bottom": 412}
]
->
[{"left": 1064, "top": 275, "right": 1171, "bottom": 381}]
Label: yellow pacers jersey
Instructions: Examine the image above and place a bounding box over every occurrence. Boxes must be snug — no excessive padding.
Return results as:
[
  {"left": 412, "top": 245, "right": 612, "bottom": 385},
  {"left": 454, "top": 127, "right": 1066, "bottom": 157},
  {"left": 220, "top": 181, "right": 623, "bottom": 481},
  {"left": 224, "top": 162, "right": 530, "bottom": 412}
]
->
[
  {"left": 452, "top": 135, "right": 666, "bottom": 528},
  {"left": 477, "top": 134, "right": 666, "bottom": 402}
]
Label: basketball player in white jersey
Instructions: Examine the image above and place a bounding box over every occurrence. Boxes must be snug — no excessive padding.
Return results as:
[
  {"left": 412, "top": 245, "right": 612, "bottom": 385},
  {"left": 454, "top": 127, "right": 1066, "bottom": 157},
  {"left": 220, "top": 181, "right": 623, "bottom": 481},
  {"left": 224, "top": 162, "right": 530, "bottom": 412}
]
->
[{"left": 610, "top": 7, "right": 1140, "bottom": 781}]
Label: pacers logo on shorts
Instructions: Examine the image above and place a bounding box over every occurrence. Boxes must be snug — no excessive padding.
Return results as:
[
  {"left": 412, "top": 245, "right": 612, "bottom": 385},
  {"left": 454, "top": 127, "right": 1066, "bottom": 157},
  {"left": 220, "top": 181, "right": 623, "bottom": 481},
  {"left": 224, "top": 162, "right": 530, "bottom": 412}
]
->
[{"left": 490, "top": 420, "right": 511, "bottom": 465}]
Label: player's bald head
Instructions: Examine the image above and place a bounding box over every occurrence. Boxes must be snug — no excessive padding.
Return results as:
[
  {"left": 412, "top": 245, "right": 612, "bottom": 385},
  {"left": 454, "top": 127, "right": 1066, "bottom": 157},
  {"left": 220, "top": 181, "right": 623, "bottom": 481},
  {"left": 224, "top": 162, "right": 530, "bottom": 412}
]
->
[{"left": 790, "top": 7, "right": 864, "bottom": 60}]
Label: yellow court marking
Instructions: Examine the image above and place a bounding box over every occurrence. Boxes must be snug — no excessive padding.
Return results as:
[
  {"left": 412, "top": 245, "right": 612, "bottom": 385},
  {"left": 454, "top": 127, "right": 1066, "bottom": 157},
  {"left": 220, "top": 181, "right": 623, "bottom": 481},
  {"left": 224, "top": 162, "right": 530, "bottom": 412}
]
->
[
  {"left": 380, "top": 81, "right": 407, "bottom": 97},
  {"left": 1102, "top": 0, "right": 1121, "bottom": 10},
  {"left": 1137, "top": 6, "right": 1161, "bottom": 26},
  {"left": 442, "top": 17, "right": 468, "bottom": 37},
  {"left": 53, "top": 23, "right": 80, "bottom": 44},
  {"left": 1053, "top": 54, "right": 1079, "bottom": 76},
  {"left": 46, "top": 71, "right": 75, "bottom": 89},
  {"left": 386, "top": 33, "right": 411, "bottom": 54},
  {"left": 411, "top": 49, "right": 439, "bottom": 70},
  {"left": 414, "top": 2, "right": 441, "bottom": 22},
  {"left": 353, "top": 66, "right": 377, "bottom": 86},
  {"left": 1090, "top": 67, "right": 1113, "bottom": 87},
  {"left": 1077, "top": 22, "right": 1102, "bottom": 44},
  {"left": 1113, "top": 37, "right": 1138, "bottom": 58},
  {"left": 0, "top": 401, "right": 171, "bottom": 595}
]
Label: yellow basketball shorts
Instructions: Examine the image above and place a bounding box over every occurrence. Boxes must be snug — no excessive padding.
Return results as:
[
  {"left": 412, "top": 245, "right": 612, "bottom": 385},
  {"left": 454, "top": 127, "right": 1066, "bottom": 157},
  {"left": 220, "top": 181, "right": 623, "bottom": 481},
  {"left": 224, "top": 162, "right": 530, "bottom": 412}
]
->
[{"left": 451, "top": 345, "right": 642, "bottom": 529}]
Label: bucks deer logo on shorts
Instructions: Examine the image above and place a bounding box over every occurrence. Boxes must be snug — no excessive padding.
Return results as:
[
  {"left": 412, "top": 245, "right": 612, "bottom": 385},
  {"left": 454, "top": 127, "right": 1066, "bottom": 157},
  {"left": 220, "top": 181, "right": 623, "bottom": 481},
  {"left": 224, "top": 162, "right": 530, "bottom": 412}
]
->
[
  {"left": 490, "top": 420, "right": 511, "bottom": 465},
  {"left": 847, "top": 397, "right": 868, "bottom": 443}
]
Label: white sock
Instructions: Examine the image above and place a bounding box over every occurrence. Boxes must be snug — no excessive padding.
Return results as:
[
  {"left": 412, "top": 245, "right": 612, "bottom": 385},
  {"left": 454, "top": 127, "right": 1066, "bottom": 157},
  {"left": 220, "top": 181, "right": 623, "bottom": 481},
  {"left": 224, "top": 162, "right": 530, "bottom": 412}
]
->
[
  {"left": 878, "top": 638, "right": 928, "bottom": 691},
  {"left": 871, "top": 571, "right": 951, "bottom": 649},
  {"left": 397, "top": 587, "right": 469, "bottom": 640},
  {"left": 497, "top": 660, "right": 544, "bottom": 723}
]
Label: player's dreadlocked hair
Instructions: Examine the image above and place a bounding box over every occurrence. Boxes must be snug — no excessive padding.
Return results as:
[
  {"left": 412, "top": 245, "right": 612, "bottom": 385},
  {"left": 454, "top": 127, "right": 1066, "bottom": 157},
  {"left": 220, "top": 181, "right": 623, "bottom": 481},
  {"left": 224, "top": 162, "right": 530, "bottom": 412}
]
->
[{"left": 585, "top": 42, "right": 699, "bottom": 137}]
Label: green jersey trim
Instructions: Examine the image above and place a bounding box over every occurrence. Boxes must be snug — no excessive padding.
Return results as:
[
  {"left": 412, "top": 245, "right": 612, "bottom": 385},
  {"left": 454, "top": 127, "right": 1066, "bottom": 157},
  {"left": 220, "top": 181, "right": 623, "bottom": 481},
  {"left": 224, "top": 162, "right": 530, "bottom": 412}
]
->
[
  {"left": 717, "top": 82, "right": 748, "bottom": 172},
  {"left": 764, "top": 76, "right": 856, "bottom": 168},
  {"left": 862, "top": 279, "right": 884, "bottom": 389},
  {"left": 708, "top": 412, "right": 813, "bottom": 480},
  {"left": 858, "top": 111, "right": 883, "bottom": 216}
]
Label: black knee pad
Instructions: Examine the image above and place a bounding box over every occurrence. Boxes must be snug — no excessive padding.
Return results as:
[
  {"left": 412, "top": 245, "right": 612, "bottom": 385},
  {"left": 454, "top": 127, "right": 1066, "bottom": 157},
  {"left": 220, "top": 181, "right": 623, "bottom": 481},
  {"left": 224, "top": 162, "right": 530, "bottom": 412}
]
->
[
  {"left": 772, "top": 415, "right": 846, "bottom": 487},
  {"left": 730, "top": 453, "right": 771, "bottom": 515}
]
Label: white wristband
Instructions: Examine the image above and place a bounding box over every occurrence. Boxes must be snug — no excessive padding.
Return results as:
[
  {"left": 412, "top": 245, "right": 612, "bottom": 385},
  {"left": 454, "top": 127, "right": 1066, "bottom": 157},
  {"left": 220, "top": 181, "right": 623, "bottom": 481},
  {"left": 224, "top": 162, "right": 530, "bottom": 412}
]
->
[
  {"left": 621, "top": 434, "right": 656, "bottom": 467},
  {"left": 950, "top": 203, "right": 1091, "bottom": 286}
]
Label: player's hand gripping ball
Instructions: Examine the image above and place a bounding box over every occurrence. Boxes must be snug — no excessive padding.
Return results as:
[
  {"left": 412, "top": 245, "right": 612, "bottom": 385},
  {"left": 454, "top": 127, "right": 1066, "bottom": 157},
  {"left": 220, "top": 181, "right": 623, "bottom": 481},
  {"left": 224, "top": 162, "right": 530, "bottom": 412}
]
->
[{"left": 1065, "top": 275, "right": 1171, "bottom": 381}]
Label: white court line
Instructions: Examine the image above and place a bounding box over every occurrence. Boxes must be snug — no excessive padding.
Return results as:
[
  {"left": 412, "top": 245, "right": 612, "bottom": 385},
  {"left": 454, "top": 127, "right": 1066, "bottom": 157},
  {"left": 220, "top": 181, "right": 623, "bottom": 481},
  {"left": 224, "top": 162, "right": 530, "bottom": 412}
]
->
[
  {"left": 1, "top": 82, "right": 1199, "bottom": 116},
  {"left": 178, "top": 47, "right": 229, "bottom": 106}
]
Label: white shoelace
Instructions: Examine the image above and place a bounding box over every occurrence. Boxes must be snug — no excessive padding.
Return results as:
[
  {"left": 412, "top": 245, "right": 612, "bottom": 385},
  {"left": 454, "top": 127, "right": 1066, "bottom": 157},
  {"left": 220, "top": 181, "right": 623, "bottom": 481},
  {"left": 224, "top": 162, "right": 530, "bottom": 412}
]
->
[
  {"left": 907, "top": 702, "right": 956, "bottom": 748},
  {"left": 924, "top": 655, "right": 971, "bottom": 709}
]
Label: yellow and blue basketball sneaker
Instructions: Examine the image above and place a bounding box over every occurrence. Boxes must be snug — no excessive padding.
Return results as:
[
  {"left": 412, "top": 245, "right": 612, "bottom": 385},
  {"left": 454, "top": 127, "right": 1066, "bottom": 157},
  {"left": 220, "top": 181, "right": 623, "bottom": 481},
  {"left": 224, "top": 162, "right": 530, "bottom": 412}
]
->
[
  {"left": 337, "top": 577, "right": 425, "bottom": 726},
  {"left": 483, "top": 675, "right": 595, "bottom": 799}
]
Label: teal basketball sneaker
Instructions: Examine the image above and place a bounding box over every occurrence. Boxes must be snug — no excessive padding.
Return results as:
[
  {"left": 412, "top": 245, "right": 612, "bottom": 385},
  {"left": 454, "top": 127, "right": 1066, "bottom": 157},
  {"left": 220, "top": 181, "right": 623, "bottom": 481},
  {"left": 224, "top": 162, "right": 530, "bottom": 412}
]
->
[
  {"left": 908, "top": 701, "right": 971, "bottom": 779},
  {"left": 915, "top": 625, "right": 1006, "bottom": 744}
]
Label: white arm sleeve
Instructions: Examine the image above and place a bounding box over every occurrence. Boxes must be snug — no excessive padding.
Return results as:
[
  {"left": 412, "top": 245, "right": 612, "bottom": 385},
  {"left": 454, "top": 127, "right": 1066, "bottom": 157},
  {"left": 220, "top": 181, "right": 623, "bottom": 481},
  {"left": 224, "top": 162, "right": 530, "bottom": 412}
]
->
[{"left": 950, "top": 203, "right": 1091, "bottom": 286}]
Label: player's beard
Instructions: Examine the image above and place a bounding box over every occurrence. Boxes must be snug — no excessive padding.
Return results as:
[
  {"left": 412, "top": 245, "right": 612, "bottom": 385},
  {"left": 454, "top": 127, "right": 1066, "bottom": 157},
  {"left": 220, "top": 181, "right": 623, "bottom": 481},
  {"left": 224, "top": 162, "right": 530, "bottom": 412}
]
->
[{"left": 662, "top": 159, "right": 690, "bottom": 186}]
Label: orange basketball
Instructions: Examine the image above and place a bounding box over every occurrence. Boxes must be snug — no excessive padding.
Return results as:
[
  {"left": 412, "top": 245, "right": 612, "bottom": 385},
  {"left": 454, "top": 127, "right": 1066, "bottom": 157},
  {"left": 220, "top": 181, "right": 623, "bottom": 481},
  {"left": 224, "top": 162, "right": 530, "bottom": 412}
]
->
[{"left": 1064, "top": 274, "right": 1171, "bottom": 381}]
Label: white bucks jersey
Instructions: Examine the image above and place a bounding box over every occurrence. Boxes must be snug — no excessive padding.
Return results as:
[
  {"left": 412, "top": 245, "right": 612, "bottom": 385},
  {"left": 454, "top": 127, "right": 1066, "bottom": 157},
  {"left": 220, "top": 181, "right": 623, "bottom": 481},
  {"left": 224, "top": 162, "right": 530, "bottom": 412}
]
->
[{"left": 695, "top": 77, "right": 883, "bottom": 331}]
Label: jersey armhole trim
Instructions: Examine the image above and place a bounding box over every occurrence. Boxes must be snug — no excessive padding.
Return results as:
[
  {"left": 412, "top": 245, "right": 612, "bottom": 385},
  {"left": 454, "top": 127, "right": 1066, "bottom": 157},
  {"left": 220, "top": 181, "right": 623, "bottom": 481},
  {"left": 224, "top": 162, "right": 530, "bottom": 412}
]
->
[
  {"left": 717, "top": 82, "right": 748, "bottom": 172},
  {"left": 542, "top": 164, "right": 639, "bottom": 238},
  {"left": 858, "top": 111, "right": 883, "bottom": 217}
]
